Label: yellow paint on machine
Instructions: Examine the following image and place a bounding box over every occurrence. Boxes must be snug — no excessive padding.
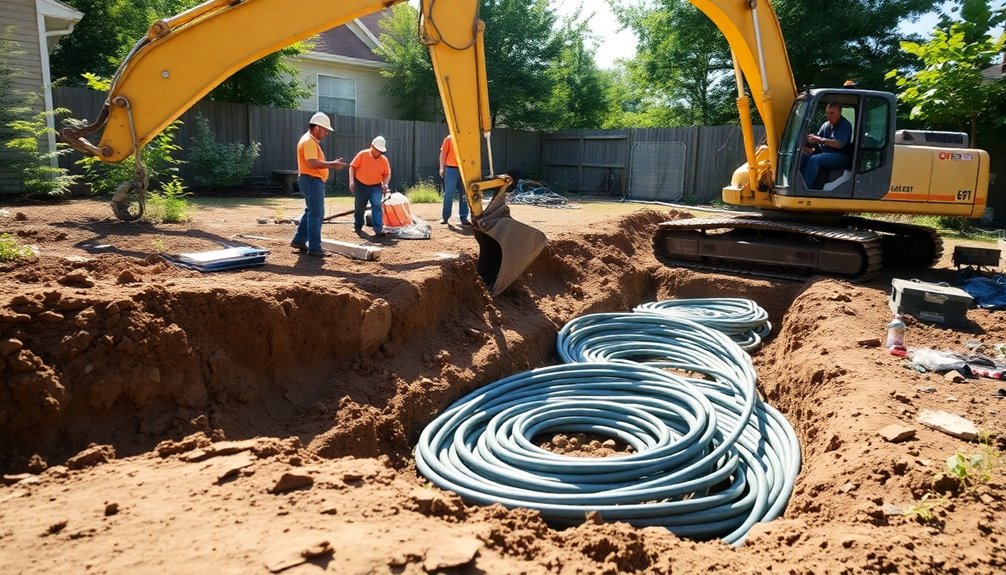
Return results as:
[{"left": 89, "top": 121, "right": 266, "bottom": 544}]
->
[{"left": 886, "top": 145, "right": 989, "bottom": 216}]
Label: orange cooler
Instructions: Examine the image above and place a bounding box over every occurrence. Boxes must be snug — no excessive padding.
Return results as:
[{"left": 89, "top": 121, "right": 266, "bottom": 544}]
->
[{"left": 382, "top": 192, "right": 413, "bottom": 227}]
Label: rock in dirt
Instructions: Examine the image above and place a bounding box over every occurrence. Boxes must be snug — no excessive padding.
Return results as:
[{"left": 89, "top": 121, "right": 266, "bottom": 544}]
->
[
  {"left": 423, "top": 535, "right": 482, "bottom": 572},
  {"left": 65, "top": 444, "right": 115, "bottom": 470},
  {"left": 270, "top": 471, "right": 314, "bottom": 494},
  {"left": 916, "top": 409, "right": 979, "bottom": 440},
  {"left": 181, "top": 439, "right": 258, "bottom": 462},
  {"left": 878, "top": 424, "right": 916, "bottom": 443},
  {"left": 263, "top": 536, "right": 333, "bottom": 573}
]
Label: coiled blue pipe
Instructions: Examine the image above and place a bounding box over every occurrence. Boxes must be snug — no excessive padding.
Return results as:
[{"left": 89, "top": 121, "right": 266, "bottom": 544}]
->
[
  {"left": 635, "top": 298, "right": 772, "bottom": 351},
  {"left": 416, "top": 307, "right": 800, "bottom": 546}
]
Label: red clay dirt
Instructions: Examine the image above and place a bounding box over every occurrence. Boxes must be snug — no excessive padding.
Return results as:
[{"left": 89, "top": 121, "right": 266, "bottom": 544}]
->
[{"left": 1, "top": 197, "right": 1004, "bottom": 574}]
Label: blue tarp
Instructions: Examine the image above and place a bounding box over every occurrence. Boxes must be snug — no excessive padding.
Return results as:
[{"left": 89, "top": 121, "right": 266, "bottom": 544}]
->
[{"left": 959, "top": 274, "right": 1006, "bottom": 310}]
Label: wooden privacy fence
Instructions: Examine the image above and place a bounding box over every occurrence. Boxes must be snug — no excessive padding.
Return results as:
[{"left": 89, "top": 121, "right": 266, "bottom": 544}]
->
[{"left": 53, "top": 87, "right": 761, "bottom": 203}]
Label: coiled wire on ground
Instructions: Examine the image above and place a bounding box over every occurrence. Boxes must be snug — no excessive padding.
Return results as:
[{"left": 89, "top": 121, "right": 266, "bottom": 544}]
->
[
  {"left": 634, "top": 298, "right": 772, "bottom": 351},
  {"left": 416, "top": 309, "right": 800, "bottom": 546},
  {"left": 506, "top": 179, "right": 579, "bottom": 208}
]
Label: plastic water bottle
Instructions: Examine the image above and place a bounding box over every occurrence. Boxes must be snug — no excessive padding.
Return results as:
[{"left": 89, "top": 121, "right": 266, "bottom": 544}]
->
[{"left": 886, "top": 315, "right": 906, "bottom": 350}]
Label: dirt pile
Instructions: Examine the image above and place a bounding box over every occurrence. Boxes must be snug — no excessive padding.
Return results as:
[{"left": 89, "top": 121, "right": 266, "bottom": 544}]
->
[{"left": 0, "top": 199, "right": 1004, "bottom": 573}]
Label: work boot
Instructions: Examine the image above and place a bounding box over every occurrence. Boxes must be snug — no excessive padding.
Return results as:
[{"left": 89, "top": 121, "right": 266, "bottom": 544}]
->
[
  {"left": 306, "top": 249, "right": 330, "bottom": 257},
  {"left": 290, "top": 240, "right": 308, "bottom": 253}
]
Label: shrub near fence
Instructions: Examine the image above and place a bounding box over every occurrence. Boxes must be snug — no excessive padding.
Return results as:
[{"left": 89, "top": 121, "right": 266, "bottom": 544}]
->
[{"left": 52, "top": 86, "right": 761, "bottom": 205}]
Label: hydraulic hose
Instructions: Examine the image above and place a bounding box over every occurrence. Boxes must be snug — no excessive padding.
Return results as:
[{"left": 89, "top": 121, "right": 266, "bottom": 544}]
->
[
  {"left": 634, "top": 298, "right": 772, "bottom": 351},
  {"left": 416, "top": 309, "right": 800, "bottom": 546}
]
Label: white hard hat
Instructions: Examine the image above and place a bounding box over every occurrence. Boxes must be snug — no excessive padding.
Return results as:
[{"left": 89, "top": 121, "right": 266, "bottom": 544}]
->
[
  {"left": 309, "top": 111, "right": 333, "bottom": 132},
  {"left": 371, "top": 136, "right": 387, "bottom": 153}
]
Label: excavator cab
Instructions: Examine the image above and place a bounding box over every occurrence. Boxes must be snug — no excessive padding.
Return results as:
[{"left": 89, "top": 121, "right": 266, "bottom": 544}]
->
[{"left": 774, "top": 89, "right": 897, "bottom": 204}]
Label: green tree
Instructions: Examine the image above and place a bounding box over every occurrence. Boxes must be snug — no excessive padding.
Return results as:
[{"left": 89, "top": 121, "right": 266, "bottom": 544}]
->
[
  {"left": 771, "top": 0, "right": 933, "bottom": 90},
  {"left": 886, "top": 2, "right": 1006, "bottom": 145},
  {"left": 609, "top": 0, "right": 734, "bottom": 127},
  {"left": 374, "top": 3, "right": 440, "bottom": 120},
  {"left": 377, "top": 0, "right": 577, "bottom": 129},
  {"left": 540, "top": 17, "right": 611, "bottom": 129},
  {"left": 608, "top": 0, "right": 935, "bottom": 127},
  {"left": 0, "top": 27, "right": 76, "bottom": 199},
  {"left": 50, "top": 0, "right": 310, "bottom": 107}
]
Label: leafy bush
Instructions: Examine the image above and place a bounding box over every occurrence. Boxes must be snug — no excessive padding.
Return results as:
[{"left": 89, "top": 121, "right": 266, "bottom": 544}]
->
[
  {"left": 404, "top": 178, "right": 441, "bottom": 203},
  {"left": 72, "top": 73, "right": 183, "bottom": 196},
  {"left": 0, "top": 27, "right": 76, "bottom": 199},
  {"left": 144, "top": 177, "right": 191, "bottom": 223},
  {"left": 4, "top": 109, "right": 78, "bottom": 199},
  {"left": 187, "top": 112, "right": 260, "bottom": 189},
  {"left": 0, "top": 233, "right": 33, "bottom": 263}
]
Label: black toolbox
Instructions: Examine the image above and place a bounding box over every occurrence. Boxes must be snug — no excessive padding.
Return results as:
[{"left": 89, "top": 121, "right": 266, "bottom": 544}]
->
[
  {"left": 952, "top": 245, "right": 1000, "bottom": 269},
  {"left": 889, "top": 278, "right": 972, "bottom": 328}
]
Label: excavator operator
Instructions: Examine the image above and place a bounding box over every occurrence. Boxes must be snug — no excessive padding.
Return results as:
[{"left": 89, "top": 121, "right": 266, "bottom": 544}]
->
[{"left": 800, "top": 102, "right": 853, "bottom": 189}]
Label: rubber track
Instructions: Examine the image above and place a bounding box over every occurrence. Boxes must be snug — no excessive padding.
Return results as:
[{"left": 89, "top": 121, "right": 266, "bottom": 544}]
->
[
  {"left": 653, "top": 217, "right": 884, "bottom": 281},
  {"left": 842, "top": 216, "right": 944, "bottom": 268}
]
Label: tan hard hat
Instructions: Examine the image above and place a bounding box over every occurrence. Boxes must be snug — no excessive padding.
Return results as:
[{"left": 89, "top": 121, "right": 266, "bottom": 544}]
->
[
  {"left": 309, "top": 111, "right": 333, "bottom": 132},
  {"left": 371, "top": 136, "right": 387, "bottom": 153}
]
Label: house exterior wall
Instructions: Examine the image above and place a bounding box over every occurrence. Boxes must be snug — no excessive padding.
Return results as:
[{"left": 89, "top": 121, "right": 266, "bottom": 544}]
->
[
  {"left": 296, "top": 59, "right": 405, "bottom": 120},
  {"left": 4, "top": 0, "right": 44, "bottom": 110},
  {"left": 1, "top": 0, "right": 45, "bottom": 193}
]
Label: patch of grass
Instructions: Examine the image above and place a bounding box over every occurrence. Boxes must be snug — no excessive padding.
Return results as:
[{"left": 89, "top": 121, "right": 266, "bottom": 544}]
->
[
  {"left": 151, "top": 238, "right": 166, "bottom": 253},
  {"left": 404, "top": 178, "right": 441, "bottom": 203},
  {"left": 144, "top": 178, "right": 192, "bottom": 223},
  {"left": 904, "top": 492, "right": 949, "bottom": 524},
  {"left": 945, "top": 433, "right": 1003, "bottom": 494},
  {"left": 0, "top": 233, "right": 32, "bottom": 263}
]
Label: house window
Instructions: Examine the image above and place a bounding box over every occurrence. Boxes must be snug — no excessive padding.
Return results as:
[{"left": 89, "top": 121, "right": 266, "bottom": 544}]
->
[{"left": 318, "top": 75, "right": 356, "bottom": 116}]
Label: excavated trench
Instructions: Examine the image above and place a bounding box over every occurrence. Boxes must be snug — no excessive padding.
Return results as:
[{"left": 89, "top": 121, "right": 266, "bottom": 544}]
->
[{"left": 2, "top": 204, "right": 1004, "bottom": 573}]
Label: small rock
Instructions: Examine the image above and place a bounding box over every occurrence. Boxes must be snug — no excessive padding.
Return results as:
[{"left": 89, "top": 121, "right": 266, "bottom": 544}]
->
[
  {"left": 0, "top": 338, "right": 23, "bottom": 357},
  {"left": 270, "top": 472, "right": 314, "bottom": 494},
  {"left": 66, "top": 444, "right": 115, "bottom": 470},
  {"left": 423, "top": 535, "right": 482, "bottom": 572},
  {"left": 943, "top": 371, "right": 966, "bottom": 384},
  {"left": 104, "top": 502, "right": 119, "bottom": 516},
  {"left": 263, "top": 537, "right": 333, "bottom": 573},
  {"left": 881, "top": 503, "right": 904, "bottom": 516},
  {"left": 917, "top": 409, "right": 978, "bottom": 441},
  {"left": 878, "top": 424, "right": 916, "bottom": 443},
  {"left": 857, "top": 337, "right": 881, "bottom": 348},
  {"left": 914, "top": 386, "right": 936, "bottom": 394}
]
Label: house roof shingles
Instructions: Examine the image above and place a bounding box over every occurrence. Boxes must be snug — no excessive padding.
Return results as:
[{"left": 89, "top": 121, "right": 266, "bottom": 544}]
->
[{"left": 310, "top": 9, "right": 389, "bottom": 63}]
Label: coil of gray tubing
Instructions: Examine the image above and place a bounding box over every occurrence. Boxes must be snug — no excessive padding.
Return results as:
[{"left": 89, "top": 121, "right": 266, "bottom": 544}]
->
[
  {"left": 415, "top": 311, "right": 800, "bottom": 546},
  {"left": 634, "top": 298, "right": 772, "bottom": 351}
]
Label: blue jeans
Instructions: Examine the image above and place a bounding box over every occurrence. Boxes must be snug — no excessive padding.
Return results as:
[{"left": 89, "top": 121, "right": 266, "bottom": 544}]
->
[
  {"left": 293, "top": 175, "right": 325, "bottom": 251},
  {"left": 442, "top": 166, "right": 469, "bottom": 222},
  {"left": 801, "top": 152, "right": 849, "bottom": 189},
  {"left": 354, "top": 181, "right": 384, "bottom": 233}
]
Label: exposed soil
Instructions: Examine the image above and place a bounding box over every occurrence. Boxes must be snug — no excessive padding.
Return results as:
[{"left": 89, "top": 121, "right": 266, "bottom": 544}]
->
[{"left": 1, "top": 196, "right": 1004, "bottom": 574}]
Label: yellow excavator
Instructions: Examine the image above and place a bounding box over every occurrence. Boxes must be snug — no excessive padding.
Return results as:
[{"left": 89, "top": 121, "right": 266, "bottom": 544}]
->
[
  {"left": 652, "top": 0, "right": 990, "bottom": 278},
  {"left": 60, "top": 0, "right": 546, "bottom": 297}
]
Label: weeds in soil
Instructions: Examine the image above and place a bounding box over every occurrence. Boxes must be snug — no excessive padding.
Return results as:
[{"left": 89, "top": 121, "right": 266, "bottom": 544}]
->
[
  {"left": 0, "top": 233, "right": 32, "bottom": 262},
  {"left": 405, "top": 178, "right": 441, "bottom": 203},
  {"left": 945, "top": 432, "right": 1003, "bottom": 494},
  {"left": 274, "top": 206, "right": 286, "bottom": 221},
  {"left": 905, "top": 433, "right": 1004, "bottom": 523},
  {"left": 144, "top": 178, "right": 192, "bottom": 223},
  {"left": 904, "top": 492, "right": 949, "bottom": 523},
  {"left": 151, "top": 239, "right": 166, "bottom": 253}
]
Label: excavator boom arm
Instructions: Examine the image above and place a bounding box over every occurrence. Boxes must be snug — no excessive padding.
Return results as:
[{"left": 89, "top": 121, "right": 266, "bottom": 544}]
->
[
  {"left": 690, "top": 0, "right": 797, "bottom": 180},
  {"left": 62, "top": 0, "right": 546, "bottom": 295}
]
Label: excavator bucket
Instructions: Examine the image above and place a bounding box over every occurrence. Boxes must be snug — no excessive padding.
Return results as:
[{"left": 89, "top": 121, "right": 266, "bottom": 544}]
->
[{"left": 473, "top": 191, "right": 547, "bottom": 296}]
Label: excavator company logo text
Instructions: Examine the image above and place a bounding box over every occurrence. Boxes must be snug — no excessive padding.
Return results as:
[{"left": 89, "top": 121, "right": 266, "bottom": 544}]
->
[{"left": 938, "top": 152, "right": 974, "bottom": 161}]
